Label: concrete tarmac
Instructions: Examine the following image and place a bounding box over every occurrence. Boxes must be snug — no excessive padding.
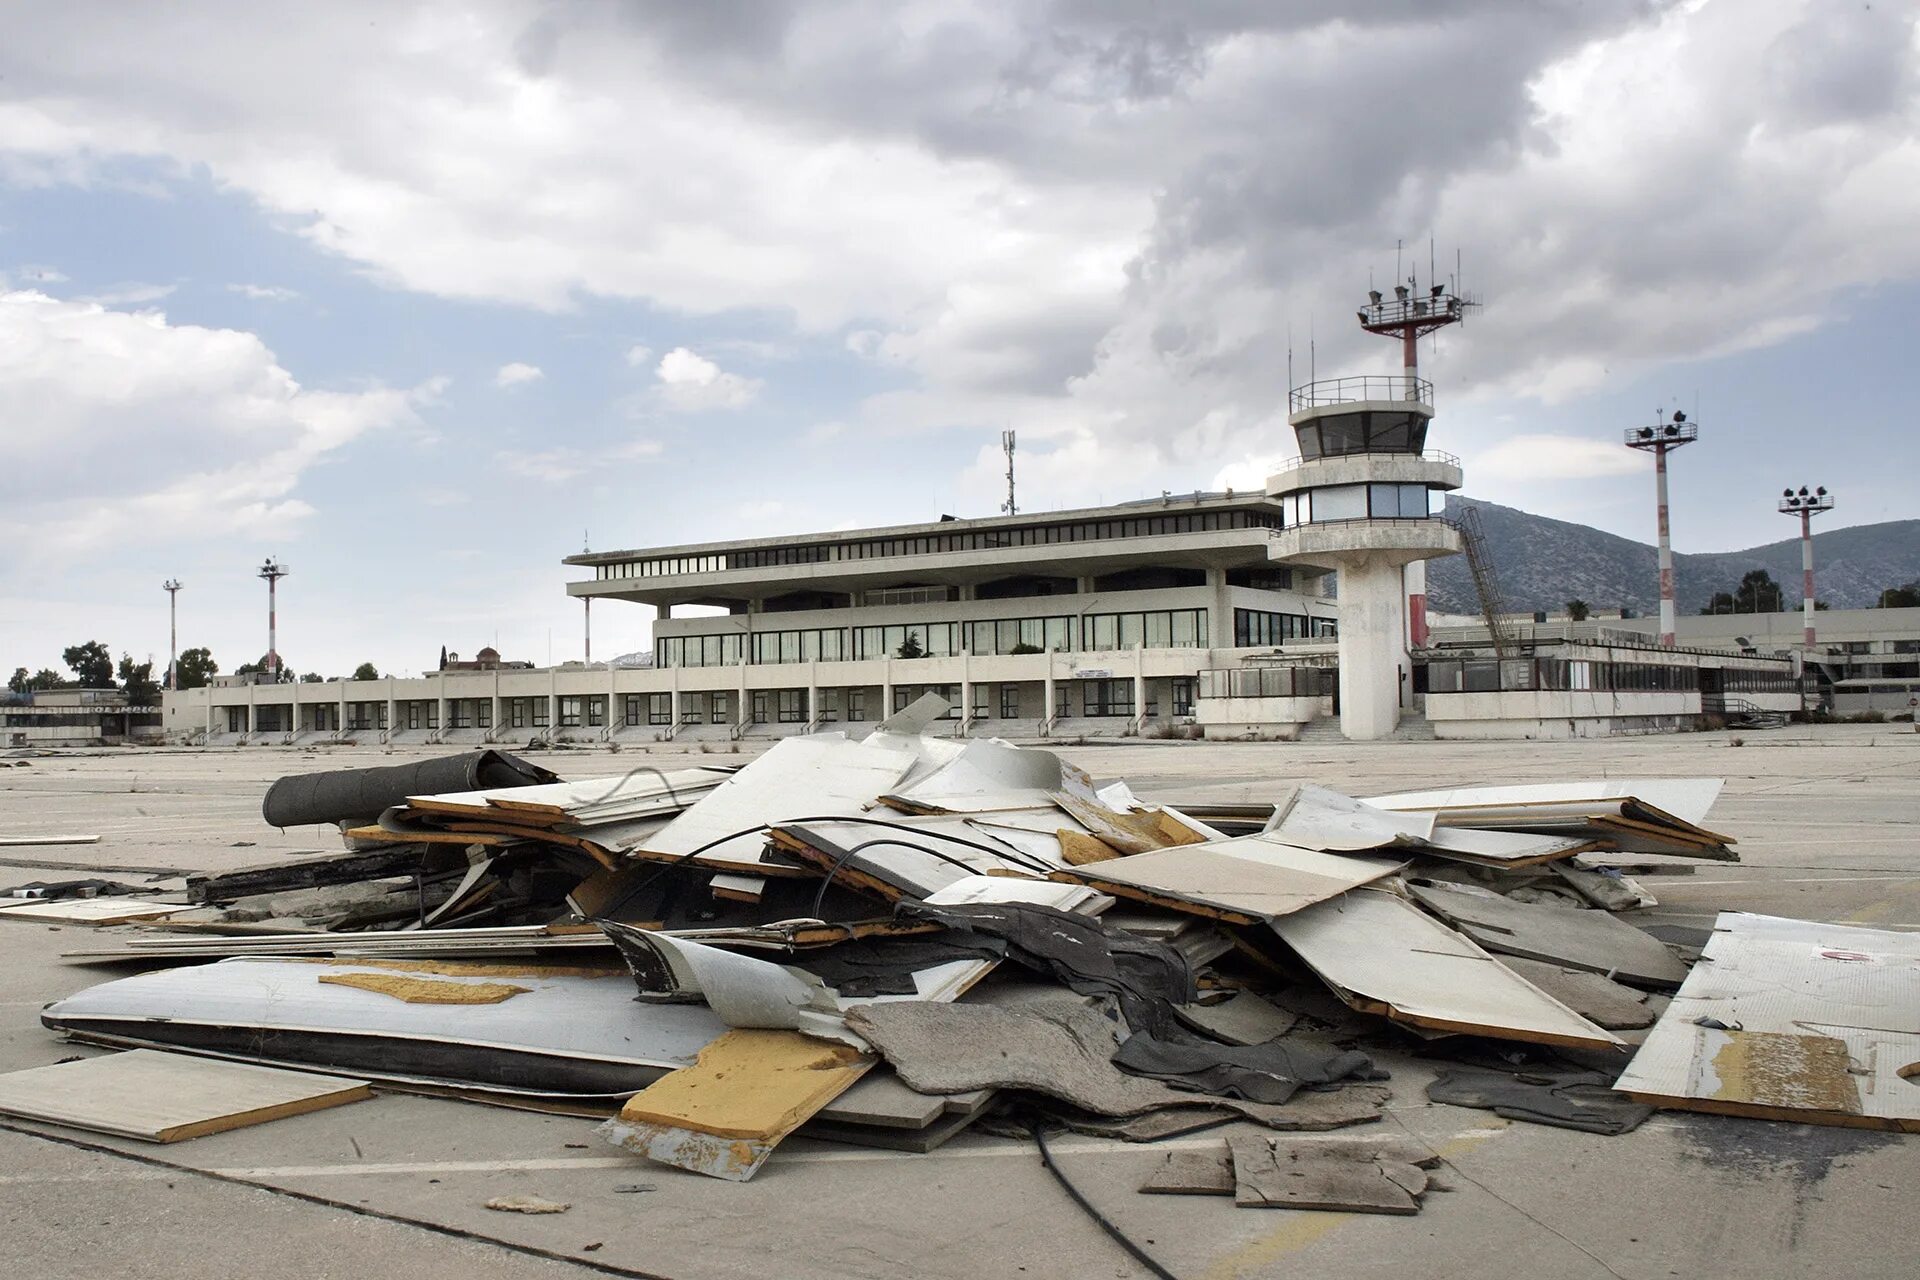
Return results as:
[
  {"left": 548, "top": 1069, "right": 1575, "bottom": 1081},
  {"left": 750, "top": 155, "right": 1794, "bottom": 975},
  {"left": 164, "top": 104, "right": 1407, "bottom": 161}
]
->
[{"left": 0, "top": 725, "right": 1916, "bottom": 1279}]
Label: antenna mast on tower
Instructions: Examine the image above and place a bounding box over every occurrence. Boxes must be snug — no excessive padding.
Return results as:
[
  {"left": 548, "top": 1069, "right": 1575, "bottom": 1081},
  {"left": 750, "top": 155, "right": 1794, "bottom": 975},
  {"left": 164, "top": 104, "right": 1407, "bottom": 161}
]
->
[{"left": 1001, "top": 430, "right": 1017, "bottom": 516}]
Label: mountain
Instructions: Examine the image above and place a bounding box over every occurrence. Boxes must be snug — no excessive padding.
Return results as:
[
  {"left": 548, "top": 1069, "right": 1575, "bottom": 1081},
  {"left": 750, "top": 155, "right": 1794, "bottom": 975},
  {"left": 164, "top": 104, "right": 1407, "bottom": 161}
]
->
[{"left": 1426, "top": 496, "right": 1920, "bottom": 617}]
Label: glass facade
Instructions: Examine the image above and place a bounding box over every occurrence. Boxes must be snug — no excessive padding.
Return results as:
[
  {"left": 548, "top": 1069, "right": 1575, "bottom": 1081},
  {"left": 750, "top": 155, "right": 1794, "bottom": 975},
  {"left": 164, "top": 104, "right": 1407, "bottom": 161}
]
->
[
  {"left": 1275, "top": 484, "right": 1432, "bottom": 526},
  {"left": 660, "top": 609, "right": 1213, "bottom": 667},
  {"left": 1292, "top": 409, "right": 1428, "bottom": 460},
  {"left": 1234, "top": 609, "right": 1334, "bottom": 646}
]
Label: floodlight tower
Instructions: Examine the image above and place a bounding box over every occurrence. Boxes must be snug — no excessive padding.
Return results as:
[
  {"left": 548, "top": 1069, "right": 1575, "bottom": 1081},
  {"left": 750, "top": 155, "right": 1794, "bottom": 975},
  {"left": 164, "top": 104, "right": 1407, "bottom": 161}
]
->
[
  {"left": 1778, "top": 485, "right": 1834, "bottom": 650},
  {"left": 162, "top": 579, "right": 182, "bottom": 690},
  {"left": 257, "top": 557, "right": 290, "bottom": 682},
  {"left": 1357, "top": 280, "right": 1471, "bottom": 648},
  {"left": 1265, "top": 276, "right": 1470, "bottom": 740},
  {"left": 1624, "top": 412, "right": 1699, "bottom": 647}
]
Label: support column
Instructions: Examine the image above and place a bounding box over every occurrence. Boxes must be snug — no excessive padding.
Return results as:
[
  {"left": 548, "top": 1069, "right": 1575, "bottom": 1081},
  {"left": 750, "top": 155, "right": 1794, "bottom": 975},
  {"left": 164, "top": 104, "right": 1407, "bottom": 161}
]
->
[
  {"left": 385, "top": 677, "right": 396, "bottom": 739},
  {"left": 1655, "top": 444, "right": 1676, "bottom": 647},
  {"left": 435, "top": 684, "right": 447, "bottom": 738},
  {"left": 1334, "top": 555, "right": 1408, "bottom": 741},
  {"left": 1405, "top": 559, "right": 1428, "bottom": 649},
  {"left": 1205, "top": 567, "right": 1233, "bottom": 652},
  {"left": 1133, "top": 645, "right": 1147, "bottom": 730},
  {"left": 1043, "top": 651, "right": 1057, "bottom": 729},
  {"left": 490, "top": 670, "right": 501, "bottom": 739},
  {"left": 1801, "top": 510, "right": 1816, "bottom": 650},
  {"left": 289, "top": 680, "right": 300, "bottom": 738}
]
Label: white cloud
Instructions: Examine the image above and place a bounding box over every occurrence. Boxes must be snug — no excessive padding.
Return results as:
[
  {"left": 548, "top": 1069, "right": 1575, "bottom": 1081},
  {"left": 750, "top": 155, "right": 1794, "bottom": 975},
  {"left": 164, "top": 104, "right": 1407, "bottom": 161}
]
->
[
  {"left": 493, "top": 360, "right": 544, "bottom": 388},
  {"left": 76, "top": 281, "right": 175, "bottom": 306},
  {"left": 227, "top": 283, "right": 301, "bottom": 302},
  {"left": 499, "top": 436, "right": 659, "bottom": 483},
  {"left": 654, "top": 346, "right": 761, "bottom": 411},
  {"left": 0, "top": 288, "right": 433, "bottom": 555},
  {"left": 1470, "top": 435, "right": 1649, "bottom": 483},
  {"left": 0, "top": 2, "right": 1912, "bottom": 514},
  {"left": 622, "top": 343, "right": 652, "bottom": 367}
]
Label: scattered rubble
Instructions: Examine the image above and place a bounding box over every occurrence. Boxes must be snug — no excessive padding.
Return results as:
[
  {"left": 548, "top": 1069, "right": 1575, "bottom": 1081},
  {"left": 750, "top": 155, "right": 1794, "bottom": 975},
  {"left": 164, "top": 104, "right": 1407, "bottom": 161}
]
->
[{"left": 4, "top": 693, "right": 1912, "bottom": 1274}]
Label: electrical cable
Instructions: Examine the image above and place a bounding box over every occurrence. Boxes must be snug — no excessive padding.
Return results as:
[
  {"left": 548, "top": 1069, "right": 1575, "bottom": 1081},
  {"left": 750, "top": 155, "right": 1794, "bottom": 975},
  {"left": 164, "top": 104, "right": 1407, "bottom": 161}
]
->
[{"left": 1031, "top": 1123, "right": 1179, "bottom": 1280}]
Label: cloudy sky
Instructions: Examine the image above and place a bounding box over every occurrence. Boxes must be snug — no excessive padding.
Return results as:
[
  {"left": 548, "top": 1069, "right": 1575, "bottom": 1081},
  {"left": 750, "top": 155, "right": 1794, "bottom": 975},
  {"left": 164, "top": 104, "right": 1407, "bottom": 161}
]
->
[{"left": 2, "top": 0, "right": 1916, "bottom": 679}]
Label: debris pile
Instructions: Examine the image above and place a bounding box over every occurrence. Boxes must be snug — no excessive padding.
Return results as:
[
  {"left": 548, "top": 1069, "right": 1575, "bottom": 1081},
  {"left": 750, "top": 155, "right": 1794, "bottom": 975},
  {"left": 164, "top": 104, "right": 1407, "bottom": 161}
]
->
[{"left": 7, "top": 694, "right": 1915, "bottom": 1260}]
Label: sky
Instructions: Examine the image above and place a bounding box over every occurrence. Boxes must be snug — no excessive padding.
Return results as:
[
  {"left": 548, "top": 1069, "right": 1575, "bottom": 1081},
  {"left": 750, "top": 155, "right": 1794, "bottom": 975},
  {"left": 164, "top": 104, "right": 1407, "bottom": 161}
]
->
[{"left": 1, "top": 0, "right": 1916, "bottom": 680}]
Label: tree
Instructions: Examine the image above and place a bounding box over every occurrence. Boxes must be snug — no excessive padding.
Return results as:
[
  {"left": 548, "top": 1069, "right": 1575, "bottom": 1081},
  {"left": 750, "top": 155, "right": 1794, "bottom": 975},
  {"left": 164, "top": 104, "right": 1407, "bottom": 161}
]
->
[
  {"left": 1564, "top": 600, "right": 1591, "bottom": 622},
  {"left": 7, "top": 668, "right": 24, "bottom": 694},
  {"left": 351, "top": 662, "right": 381, "bottom": 681},
  {"left": 62, "top": 640, "right": 113, "bottom": 688},
  {"left": 27, "top": 668, "right": 64, "bottom": 691},
  {"left": 895, "top": 632, "right": 926, "bottom": 660},
  {"left": 438, "top": 644, "right": 448, "bottom": 671},
  {"left": 1878, "top": 581, "right": 1920, "bottom": 609},
  {"left": 118, "top": 654, "right": 161, "bottom": 707},
  {"left": 175, "top": 647, "right": 217, "bottom": 690},
  {"left": 300, "top": 672, "right": 323, "bottom": 683},
  {"left": 1701, "top": 569, "right": 1784, "bottom": 615}
]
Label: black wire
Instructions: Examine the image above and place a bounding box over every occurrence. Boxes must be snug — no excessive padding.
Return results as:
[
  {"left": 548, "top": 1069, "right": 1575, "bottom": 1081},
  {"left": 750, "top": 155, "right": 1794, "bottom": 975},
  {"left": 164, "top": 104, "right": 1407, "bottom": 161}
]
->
[
  {"left": 1031, "top": 1123, "right": 1179, "bottom": 1280},
  {"left": 804, "top": 836, "right": 999, "bottom": 919}
]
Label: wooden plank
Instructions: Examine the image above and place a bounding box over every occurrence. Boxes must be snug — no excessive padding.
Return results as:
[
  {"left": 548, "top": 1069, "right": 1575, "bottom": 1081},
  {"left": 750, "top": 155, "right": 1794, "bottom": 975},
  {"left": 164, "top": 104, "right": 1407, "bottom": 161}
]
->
[
  {"left": 599, "top": 1029, "right": 874, "bottom": 1181},
  {"left": 0, "top": 834, "right": 101, "bottom": 847},
  {"left": 0, "top": 1050, "right": 370, "bottom": 1143}
]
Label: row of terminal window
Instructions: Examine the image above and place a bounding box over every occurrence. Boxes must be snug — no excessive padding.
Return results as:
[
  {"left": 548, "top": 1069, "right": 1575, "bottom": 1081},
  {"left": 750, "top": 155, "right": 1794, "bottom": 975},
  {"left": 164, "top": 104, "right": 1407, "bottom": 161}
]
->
[
  {"left": 657, "top": 610, "right": 1215, "bottom": 667},
  {"left": 1426, "top": 659, "right": 1798, "bottom": 695}
]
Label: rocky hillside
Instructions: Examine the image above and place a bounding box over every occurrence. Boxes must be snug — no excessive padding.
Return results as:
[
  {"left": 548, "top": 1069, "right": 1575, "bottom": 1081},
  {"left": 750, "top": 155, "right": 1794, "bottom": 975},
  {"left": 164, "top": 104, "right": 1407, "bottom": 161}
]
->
[{"left": 1427, "top": 496, "right": 1920, "bottom": 616}]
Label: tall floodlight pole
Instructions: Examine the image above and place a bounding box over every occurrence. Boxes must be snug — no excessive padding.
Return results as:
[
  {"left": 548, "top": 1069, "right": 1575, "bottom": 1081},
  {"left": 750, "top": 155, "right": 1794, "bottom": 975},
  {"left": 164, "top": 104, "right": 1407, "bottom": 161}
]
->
[
  {"left": 162, "top": 579, "right": 182, "bottom": 690},
  {"left": 1625, "top": 412, "right": 1700, "bottom": 647},
  {"left": 1779, "top": 485, "right": 1833, "bottom": 650},
  {"left": 257, "top": 558, "right": 290, "bottom": 682}
]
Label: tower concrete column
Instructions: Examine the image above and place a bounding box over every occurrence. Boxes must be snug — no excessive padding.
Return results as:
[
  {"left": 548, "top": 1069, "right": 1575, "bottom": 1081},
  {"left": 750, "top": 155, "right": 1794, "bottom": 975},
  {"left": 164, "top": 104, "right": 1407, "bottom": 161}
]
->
[{"left": 1333, "top": 555, "right": 1411, "bottom": 740}]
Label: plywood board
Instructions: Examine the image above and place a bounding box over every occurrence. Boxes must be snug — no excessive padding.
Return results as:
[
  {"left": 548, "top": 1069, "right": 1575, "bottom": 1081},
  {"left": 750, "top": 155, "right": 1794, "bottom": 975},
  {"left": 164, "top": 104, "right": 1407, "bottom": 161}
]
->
[
  {"left": 0, "top": 1049, "right": 369, "bottom": 1142},
  {"left": 1054, "top": 833, "right": 1404, "bottom": 924},
  {"left": 1405, "top": 881, "right": 1689, "bottom": 987},
  {"left": 1614, "top": 912, "right": 1920, "bottom": 1130},
  {"left": 1361, "top": 779, "right": 1725, "bottom": 828},
  {"left": 1268, "top": 888, "right": 1623, "bottom": 1051},
  {"left": 0, "top": 897, "right": 195, "bottom": 926},
  {"left": 599, "top": 1029, "right": 874, "bottom": 1181}
]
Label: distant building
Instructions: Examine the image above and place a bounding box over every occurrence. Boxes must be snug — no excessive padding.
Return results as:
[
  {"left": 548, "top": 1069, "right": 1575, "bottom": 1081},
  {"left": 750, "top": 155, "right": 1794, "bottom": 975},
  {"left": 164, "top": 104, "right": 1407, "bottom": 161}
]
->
[
  {"left": 442, "top": 647, "right": 531, "bottom": 672},
  {"left": 3, "top": 688, "right": 162, "bottom": 748}
]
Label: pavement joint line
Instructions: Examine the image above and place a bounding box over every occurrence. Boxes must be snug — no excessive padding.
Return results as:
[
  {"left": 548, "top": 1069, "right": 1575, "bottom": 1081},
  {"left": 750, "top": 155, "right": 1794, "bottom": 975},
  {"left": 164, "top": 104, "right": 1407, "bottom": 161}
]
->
[{"left": 0, "top": 1118, "right": 681, "bottom": 1280}]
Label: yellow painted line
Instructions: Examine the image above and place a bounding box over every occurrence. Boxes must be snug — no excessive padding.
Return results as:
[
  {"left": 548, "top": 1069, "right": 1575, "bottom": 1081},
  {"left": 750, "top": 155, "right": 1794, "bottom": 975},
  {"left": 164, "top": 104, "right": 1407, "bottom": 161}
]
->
[
  {"left": 1197, "top": 1123, "right": 1509, "bottom": 1280},
  {"left": 1843, "top": 879, "right": 1920, "bottom": 925}
]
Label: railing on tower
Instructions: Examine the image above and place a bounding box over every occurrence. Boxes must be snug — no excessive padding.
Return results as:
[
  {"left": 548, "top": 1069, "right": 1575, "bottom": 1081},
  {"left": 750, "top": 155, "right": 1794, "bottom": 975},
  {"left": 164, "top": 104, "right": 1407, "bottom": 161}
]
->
[{"left": 1289, "top": 375, "right": 1433, "bottom": 412}]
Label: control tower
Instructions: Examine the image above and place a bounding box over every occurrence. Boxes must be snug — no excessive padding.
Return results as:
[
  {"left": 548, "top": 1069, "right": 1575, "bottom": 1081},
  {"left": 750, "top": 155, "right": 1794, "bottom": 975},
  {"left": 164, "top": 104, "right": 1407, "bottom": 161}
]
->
[{"left": 1265, "top": 281, "right": 1468, "bottom": 739}]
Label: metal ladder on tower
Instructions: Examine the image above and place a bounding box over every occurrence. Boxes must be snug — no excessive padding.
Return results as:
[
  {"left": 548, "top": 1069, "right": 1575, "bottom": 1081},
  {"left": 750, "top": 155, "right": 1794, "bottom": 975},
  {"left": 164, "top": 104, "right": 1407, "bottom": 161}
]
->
[{"left": 1446, "top": 505, "right": 1516, "bottom": 660}]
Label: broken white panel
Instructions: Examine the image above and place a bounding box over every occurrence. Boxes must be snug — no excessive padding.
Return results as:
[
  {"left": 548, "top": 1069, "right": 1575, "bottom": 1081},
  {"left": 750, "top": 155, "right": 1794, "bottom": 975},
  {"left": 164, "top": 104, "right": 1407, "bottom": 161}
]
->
[
  {"left": 1615, "top": 911, "right": 1920, "bottom": 1129},
  {"left": 41, "top": 958, "right": 724, "bottom": 1097},
  {"left": 881, "top": 737, "right": 1098, "bottom": 814},
  {"left": 1057, "top": 833, "right": 1405, "bottom": 924},
  {"left": 1265, "top": 784, "right": 1436, "bottom": 851},
  {"left": 1269, "top": 888, "right": 1622, "bottom": 1051},
  {"left": 601, "top": 925, "right": 996, "bottom": 1049},
  {"left": 777, "top": 811, "right": 1063, "bottom": 898},
  {"left": 922, "top": 875, "right": 1110, "bottom": 914},
  {"left": 1360, "top": 779, "right": 1725, "bottom": 829},
  {"left": 637, "top": 733, "right": 918, "bottom": 870},
  {"left": 1417, "top": 826, "right": 1594, "bottom": 865}
]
